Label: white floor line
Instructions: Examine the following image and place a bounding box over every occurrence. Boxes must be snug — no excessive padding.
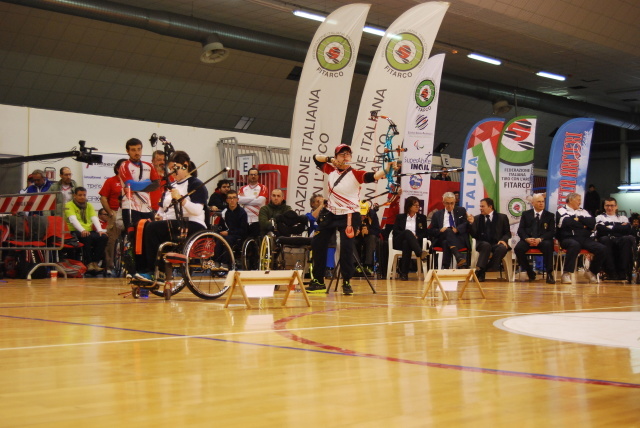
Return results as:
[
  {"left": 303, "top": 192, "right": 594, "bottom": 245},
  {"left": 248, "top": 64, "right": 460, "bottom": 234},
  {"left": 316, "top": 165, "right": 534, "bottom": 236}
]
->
[{"left": 0, "top": 305, "right": 637, "bottom": 352}]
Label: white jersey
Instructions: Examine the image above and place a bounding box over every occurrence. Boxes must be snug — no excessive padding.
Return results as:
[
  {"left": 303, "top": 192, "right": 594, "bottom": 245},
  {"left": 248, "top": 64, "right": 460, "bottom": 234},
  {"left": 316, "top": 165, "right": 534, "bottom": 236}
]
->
[{"left": 238, "top": 183, "right": 268, "bottom": 223}]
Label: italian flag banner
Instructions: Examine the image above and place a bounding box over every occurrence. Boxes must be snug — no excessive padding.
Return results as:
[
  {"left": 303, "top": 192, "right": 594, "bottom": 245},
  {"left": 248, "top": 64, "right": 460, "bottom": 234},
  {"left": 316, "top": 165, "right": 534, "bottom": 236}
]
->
[
  {"left": 287, "top": 4, "right": 370, "bottom": 214},
  {"left": 496, "top": 116, "right": 537, "bottom": 246},
  {"left": 545, "top": 118, "right": 595, "bottom": 213},
  {"left": 460, "top": 118, "right": 505, "bottom": 215},
  {"left": 349, "top": 1, "right": 449, "bottom": 201}
]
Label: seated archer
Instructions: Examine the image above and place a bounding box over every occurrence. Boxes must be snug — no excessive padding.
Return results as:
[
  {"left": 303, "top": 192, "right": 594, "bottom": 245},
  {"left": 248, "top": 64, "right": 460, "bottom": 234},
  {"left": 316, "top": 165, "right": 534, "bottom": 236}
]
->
[{"left": 132, "top": 150, "right": 208, "bottom": 283}]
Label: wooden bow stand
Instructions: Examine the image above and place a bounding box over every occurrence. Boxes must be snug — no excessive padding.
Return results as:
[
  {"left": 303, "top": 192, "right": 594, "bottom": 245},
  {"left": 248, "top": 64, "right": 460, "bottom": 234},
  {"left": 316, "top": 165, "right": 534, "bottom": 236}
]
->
[
  {"left": 421, "top": 269, "right": 486, "bottom": 301},
  {"left": 223, "top": 270, "right": 310, "bottom": 309}
]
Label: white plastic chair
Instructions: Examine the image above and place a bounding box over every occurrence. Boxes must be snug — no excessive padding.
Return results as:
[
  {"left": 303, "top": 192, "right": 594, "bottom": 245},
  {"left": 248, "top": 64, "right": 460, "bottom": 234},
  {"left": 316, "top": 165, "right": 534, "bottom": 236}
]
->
[{"left": 386, "top": 231, "right": 428, "bottom": 280}]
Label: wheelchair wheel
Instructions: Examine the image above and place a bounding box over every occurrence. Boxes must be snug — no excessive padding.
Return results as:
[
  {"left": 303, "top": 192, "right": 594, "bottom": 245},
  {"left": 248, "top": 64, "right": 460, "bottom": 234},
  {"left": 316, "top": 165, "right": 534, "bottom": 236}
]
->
[
  {"left": 183, "top": 230, "right": 234, "bottom": 300},
  {"left": 241, "top": 237, "right": 260, "bottom": 270},
  {"left": 113, "top": 234, "right": 124, "bottom": 278},
  {"left": 259, "top": 234, "right": 273, "bottom": 270}
]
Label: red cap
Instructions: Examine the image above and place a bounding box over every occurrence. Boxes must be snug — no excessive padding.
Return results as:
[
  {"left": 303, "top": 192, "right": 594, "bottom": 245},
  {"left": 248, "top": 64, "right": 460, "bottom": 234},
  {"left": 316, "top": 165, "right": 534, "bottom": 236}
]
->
[{"left": 334, "top": 144, "right": 352, "bottom": 155}]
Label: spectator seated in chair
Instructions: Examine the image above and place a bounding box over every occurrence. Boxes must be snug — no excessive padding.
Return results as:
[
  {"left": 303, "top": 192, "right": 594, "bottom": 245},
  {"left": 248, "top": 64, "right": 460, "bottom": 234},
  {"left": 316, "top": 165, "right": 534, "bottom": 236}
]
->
[{"left": 64, "top": 187, "right": 108, "bottom": 274}]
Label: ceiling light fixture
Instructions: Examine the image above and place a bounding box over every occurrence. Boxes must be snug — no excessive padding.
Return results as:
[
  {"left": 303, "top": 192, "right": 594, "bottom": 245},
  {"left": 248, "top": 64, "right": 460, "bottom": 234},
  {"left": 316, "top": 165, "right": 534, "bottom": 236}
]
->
[
  {"left": 617, "top": 184, "right": 640, "bottom": 191},
  {"left": 293, "top": 10, "right": 326, "bottom": 22},
  {"left": 363, "top": 26, "right": 385, "bottom": 37},
  {"left": 467, "top": 53, "right": 501, "bottom": 66},
  {"left": 247, "top": 0, "right": 293, "bottom": 13},
  {"left": 536, "top": 71, "right": 566, "bottom": 81}
]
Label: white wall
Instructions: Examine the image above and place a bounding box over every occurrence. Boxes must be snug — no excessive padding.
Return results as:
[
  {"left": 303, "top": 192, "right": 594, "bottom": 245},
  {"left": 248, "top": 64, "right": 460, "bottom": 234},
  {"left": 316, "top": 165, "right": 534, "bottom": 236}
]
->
[{"left": 0, "top": 104, "right": 289, "bottom": 187}]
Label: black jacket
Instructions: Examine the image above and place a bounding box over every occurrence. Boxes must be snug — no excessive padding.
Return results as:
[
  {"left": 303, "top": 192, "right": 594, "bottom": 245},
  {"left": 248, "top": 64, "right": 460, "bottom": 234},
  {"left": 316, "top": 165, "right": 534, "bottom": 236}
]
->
[
  {"left": 430, "top": 206, "right": 469, "bottom": 237},
  {"left": 392, "top": 213, "right": 430, "bottom": 248},
  {"left": 517, "top": 209, "right": 555, "bottom": 241},
  {"left": 470, "top": 211, "right": 511, "bottom": 247}
]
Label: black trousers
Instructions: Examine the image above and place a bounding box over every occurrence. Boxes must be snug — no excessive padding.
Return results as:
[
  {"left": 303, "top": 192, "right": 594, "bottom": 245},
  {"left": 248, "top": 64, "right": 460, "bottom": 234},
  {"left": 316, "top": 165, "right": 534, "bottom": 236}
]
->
[
  {"left": 435, "top": 228, "right": 468, "bottom": 268},
  {"left": 514, "top": 239, "right": 554, "bottom": 273},
  {"left": 311, "top": 212, "right": 361, "bottom": 282},
  {"left": 71, "top": 231, "right": 108, "bottom": 265},
  {"left": 559, "top": 236, "right": 607, "bottom": 274},
  {"left": 475, "top": 240, "right": 509, "bottom": 271},
  {"left": 393, "top": 229, "right": 424, "bottom": 274},
  {"left": 598, "top": 235, "right": 635, "bottom": 275},
  {"left": 355, "top": 233, "right": 378, "bottom": 266},
  {"left": 141, "top": 220, "right": 205, "bottom": 273}
]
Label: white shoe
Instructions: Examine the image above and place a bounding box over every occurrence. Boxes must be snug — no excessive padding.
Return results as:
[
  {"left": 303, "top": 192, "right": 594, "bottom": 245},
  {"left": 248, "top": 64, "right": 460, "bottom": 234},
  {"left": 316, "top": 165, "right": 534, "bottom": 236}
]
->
[
  {"left": 584, "top": 270, "right": 598, "bottom": 283},
  {"left": 561, "top": 273, "right": 572, "bottom": 284}
]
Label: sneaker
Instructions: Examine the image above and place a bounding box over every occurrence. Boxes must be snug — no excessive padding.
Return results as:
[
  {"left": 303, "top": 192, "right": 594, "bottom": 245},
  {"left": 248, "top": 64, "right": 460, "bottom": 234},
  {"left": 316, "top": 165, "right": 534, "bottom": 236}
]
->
[
  {"left": 363, "top": 265, "right": 374, "bottom": 276},
  {"left": 134, "top": 272, "right": 164, "bottom": 284},
  {"left": 134, "top": 272, "right": 154, "bottom": 282},
  {"left": 584, "top": 270, "right": 598, "bottom": 283},
  {"left": 342, "top": 280, "right": 353, "bottom": 295},
  {"left": 420, "top": 250, "right": 429, "bottom": 261},
  {"left": 324, "top": 268, "right": 334, "bottom": 279},
  {"left": 305, "top": 279, "right": 326, "bottom": 293},
  {"left": 561, "top": 272, "right": 572, "bottom": 284},
  {"left": 355, "top": 265, "right": 363, "bottom": 274}
]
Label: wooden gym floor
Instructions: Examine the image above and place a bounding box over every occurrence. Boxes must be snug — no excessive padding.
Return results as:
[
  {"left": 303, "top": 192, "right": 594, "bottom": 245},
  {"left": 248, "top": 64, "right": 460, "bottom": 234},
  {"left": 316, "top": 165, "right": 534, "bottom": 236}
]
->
[{"left": 1, "top": 273, "right": 639, "bottom": 427}]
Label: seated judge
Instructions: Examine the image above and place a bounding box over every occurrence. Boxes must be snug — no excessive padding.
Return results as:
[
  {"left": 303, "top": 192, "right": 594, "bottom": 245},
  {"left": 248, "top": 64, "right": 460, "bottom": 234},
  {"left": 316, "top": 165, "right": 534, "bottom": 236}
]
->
[
  {"left": 429, "top": 192, "right": 469, "bottom": 268},
  {"left": 392, "top": 196, "right": 430, "bottom": 281},
  {"left": 467, "top": 197, "right": 511, "bottom": 282},
  {"left": 514, "top": 193, "right": 556, "bottom": 284}
]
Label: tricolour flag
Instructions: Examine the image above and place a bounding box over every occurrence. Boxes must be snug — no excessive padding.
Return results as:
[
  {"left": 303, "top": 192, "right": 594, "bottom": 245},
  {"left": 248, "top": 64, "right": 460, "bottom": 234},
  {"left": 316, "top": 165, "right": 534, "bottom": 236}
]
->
[
  {"left": 545, "top": 118, "right": 595, "bottom": 212},
  {"left": 460, "top": 118, "right": 505, "bottom": 215},
  {"left": 287, "top": 4, "right": 370, "bottom": 214},
  {"left": 349, "top": 2, "right": 449, "bottom": 201}
]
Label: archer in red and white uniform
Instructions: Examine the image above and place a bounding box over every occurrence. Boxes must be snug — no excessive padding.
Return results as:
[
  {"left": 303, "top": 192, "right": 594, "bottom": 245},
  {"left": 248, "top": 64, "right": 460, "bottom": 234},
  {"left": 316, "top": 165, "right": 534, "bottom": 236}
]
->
[
  {"left": 118, "top": 138, "right": 161, "bottom": 231},
  {"left": 307, "top": 144, "right": 394, "bottom": 295},
  {"left": 238, "top": 167, "right": 268, "bottom": 235}
]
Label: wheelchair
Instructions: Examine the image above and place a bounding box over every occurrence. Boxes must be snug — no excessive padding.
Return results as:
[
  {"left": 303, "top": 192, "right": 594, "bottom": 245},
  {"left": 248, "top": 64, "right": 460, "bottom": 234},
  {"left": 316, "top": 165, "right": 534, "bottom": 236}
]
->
[
  {"left": 257, "top": 212, "right": 312, "bottom": 272},
  {"left": 125, "top": 223, "right": 234, "bottom": 300}
]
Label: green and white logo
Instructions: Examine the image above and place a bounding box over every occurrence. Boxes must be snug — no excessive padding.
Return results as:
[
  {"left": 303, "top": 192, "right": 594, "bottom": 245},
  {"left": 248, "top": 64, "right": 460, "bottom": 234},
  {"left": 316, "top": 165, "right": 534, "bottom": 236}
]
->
[
  {"left": 415, "top": 79, "right": 436, "bottom": 107},
  {"left": 385, "top": 32, "right": 424, "bottom": 71},
  {"left": 508, "top": 198, "right": 526, "bottom": 217},
  {"left": 316, "top": 35, "right": 352, "bottom": 71}
]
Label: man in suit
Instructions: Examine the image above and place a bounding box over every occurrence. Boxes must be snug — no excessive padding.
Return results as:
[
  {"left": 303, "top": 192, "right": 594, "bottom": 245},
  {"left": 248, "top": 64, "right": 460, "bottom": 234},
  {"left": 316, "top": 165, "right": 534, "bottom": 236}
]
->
[
  {"left": 556, "top": 192, "right": 606, "bottom": 284},
  {"left": 467, "top": 197, "right": 511, "bottom": 282},
  {"left": 595, "top": 197, "right": 635, "bottom": 281},
  {"left": 430, "top": 192, "right": 469, "bottom": 268},
  {"left": 514, "top": 193, "right": 556, "bottom": 284}
]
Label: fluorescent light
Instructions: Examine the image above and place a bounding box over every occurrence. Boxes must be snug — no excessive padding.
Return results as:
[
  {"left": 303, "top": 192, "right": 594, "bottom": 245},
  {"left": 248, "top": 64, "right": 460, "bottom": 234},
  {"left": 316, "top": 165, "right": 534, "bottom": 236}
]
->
[
  {"left": 617, "top": 184, "right": 640, "bottom": 190},
  {"left": 537, "top": 71, "right": 566, "bottom": 81},
  {"left": 363, "top": 26, "right": 385, "bottom": 37},
  {"left": 467, "top": 53, "right": 501, "bottom": 65},
  {"left": 293, "top": 10, "right": 326, "bottom": 22}
]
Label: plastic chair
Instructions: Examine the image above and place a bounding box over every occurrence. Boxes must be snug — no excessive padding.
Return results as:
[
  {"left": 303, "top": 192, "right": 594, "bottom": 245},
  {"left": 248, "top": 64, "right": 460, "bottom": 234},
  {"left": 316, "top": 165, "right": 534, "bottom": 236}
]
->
[{"left": 386, "top": 230, "right": 428, "bottom": 280}]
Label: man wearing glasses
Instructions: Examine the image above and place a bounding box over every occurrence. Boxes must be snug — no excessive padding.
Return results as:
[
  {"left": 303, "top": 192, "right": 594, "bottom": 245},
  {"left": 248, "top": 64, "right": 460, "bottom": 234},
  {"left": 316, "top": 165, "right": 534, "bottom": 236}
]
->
[
  {"left": 306, "top": 144, "right": 394, "bottom": 295},
  {"left": 238, "top": 167, "right": 268, "bottom": 237},
  {"left": 429, "top": 192, "right": 469, "bottom": 268},
  {"left": 596, "top": 197, "right": 635, "bottom": 281}
]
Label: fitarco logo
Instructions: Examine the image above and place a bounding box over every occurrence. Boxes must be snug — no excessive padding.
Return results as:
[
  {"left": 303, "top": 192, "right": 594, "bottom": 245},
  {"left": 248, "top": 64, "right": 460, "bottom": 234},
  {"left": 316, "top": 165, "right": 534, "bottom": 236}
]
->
[
  {"left": 415, "top": 79, "right": 436, "bottom": 108},
  {"left": 316, "top": 34, "right": 353, "bottom": 72},
  {"left": 385, "top": 32, "right": 425, "bottom": 72}
]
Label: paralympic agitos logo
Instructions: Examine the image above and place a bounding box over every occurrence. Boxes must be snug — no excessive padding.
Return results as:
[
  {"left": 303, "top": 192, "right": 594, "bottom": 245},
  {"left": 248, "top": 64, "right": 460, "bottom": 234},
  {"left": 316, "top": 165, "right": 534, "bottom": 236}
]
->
[{"left": 315, "top": 34, "right": 353, "bottom": 73}]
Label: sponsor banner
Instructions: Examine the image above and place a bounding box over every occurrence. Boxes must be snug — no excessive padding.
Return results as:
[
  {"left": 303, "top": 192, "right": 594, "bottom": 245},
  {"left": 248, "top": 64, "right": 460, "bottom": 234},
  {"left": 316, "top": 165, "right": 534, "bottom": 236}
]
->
[
  {"left": 545, "top": 118, "right": 595, "bottom": 213},
  {"left": 287, "top": 4, "right": 370, "bottom": 214},
  {"left": 83, "top": 153, "right": 150, "bottom": 210},
  {"left": 400, "top": 54, "right": 445, "bottom": 210},
  {"left": 496, "top": 116, "right": 537, "bottom": 247},
  {"left": 460, "top": 118, "right": 505, "bottom": 215},
  {"left": 349, "top": 2, "right": 449, "bottom": 201}
]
